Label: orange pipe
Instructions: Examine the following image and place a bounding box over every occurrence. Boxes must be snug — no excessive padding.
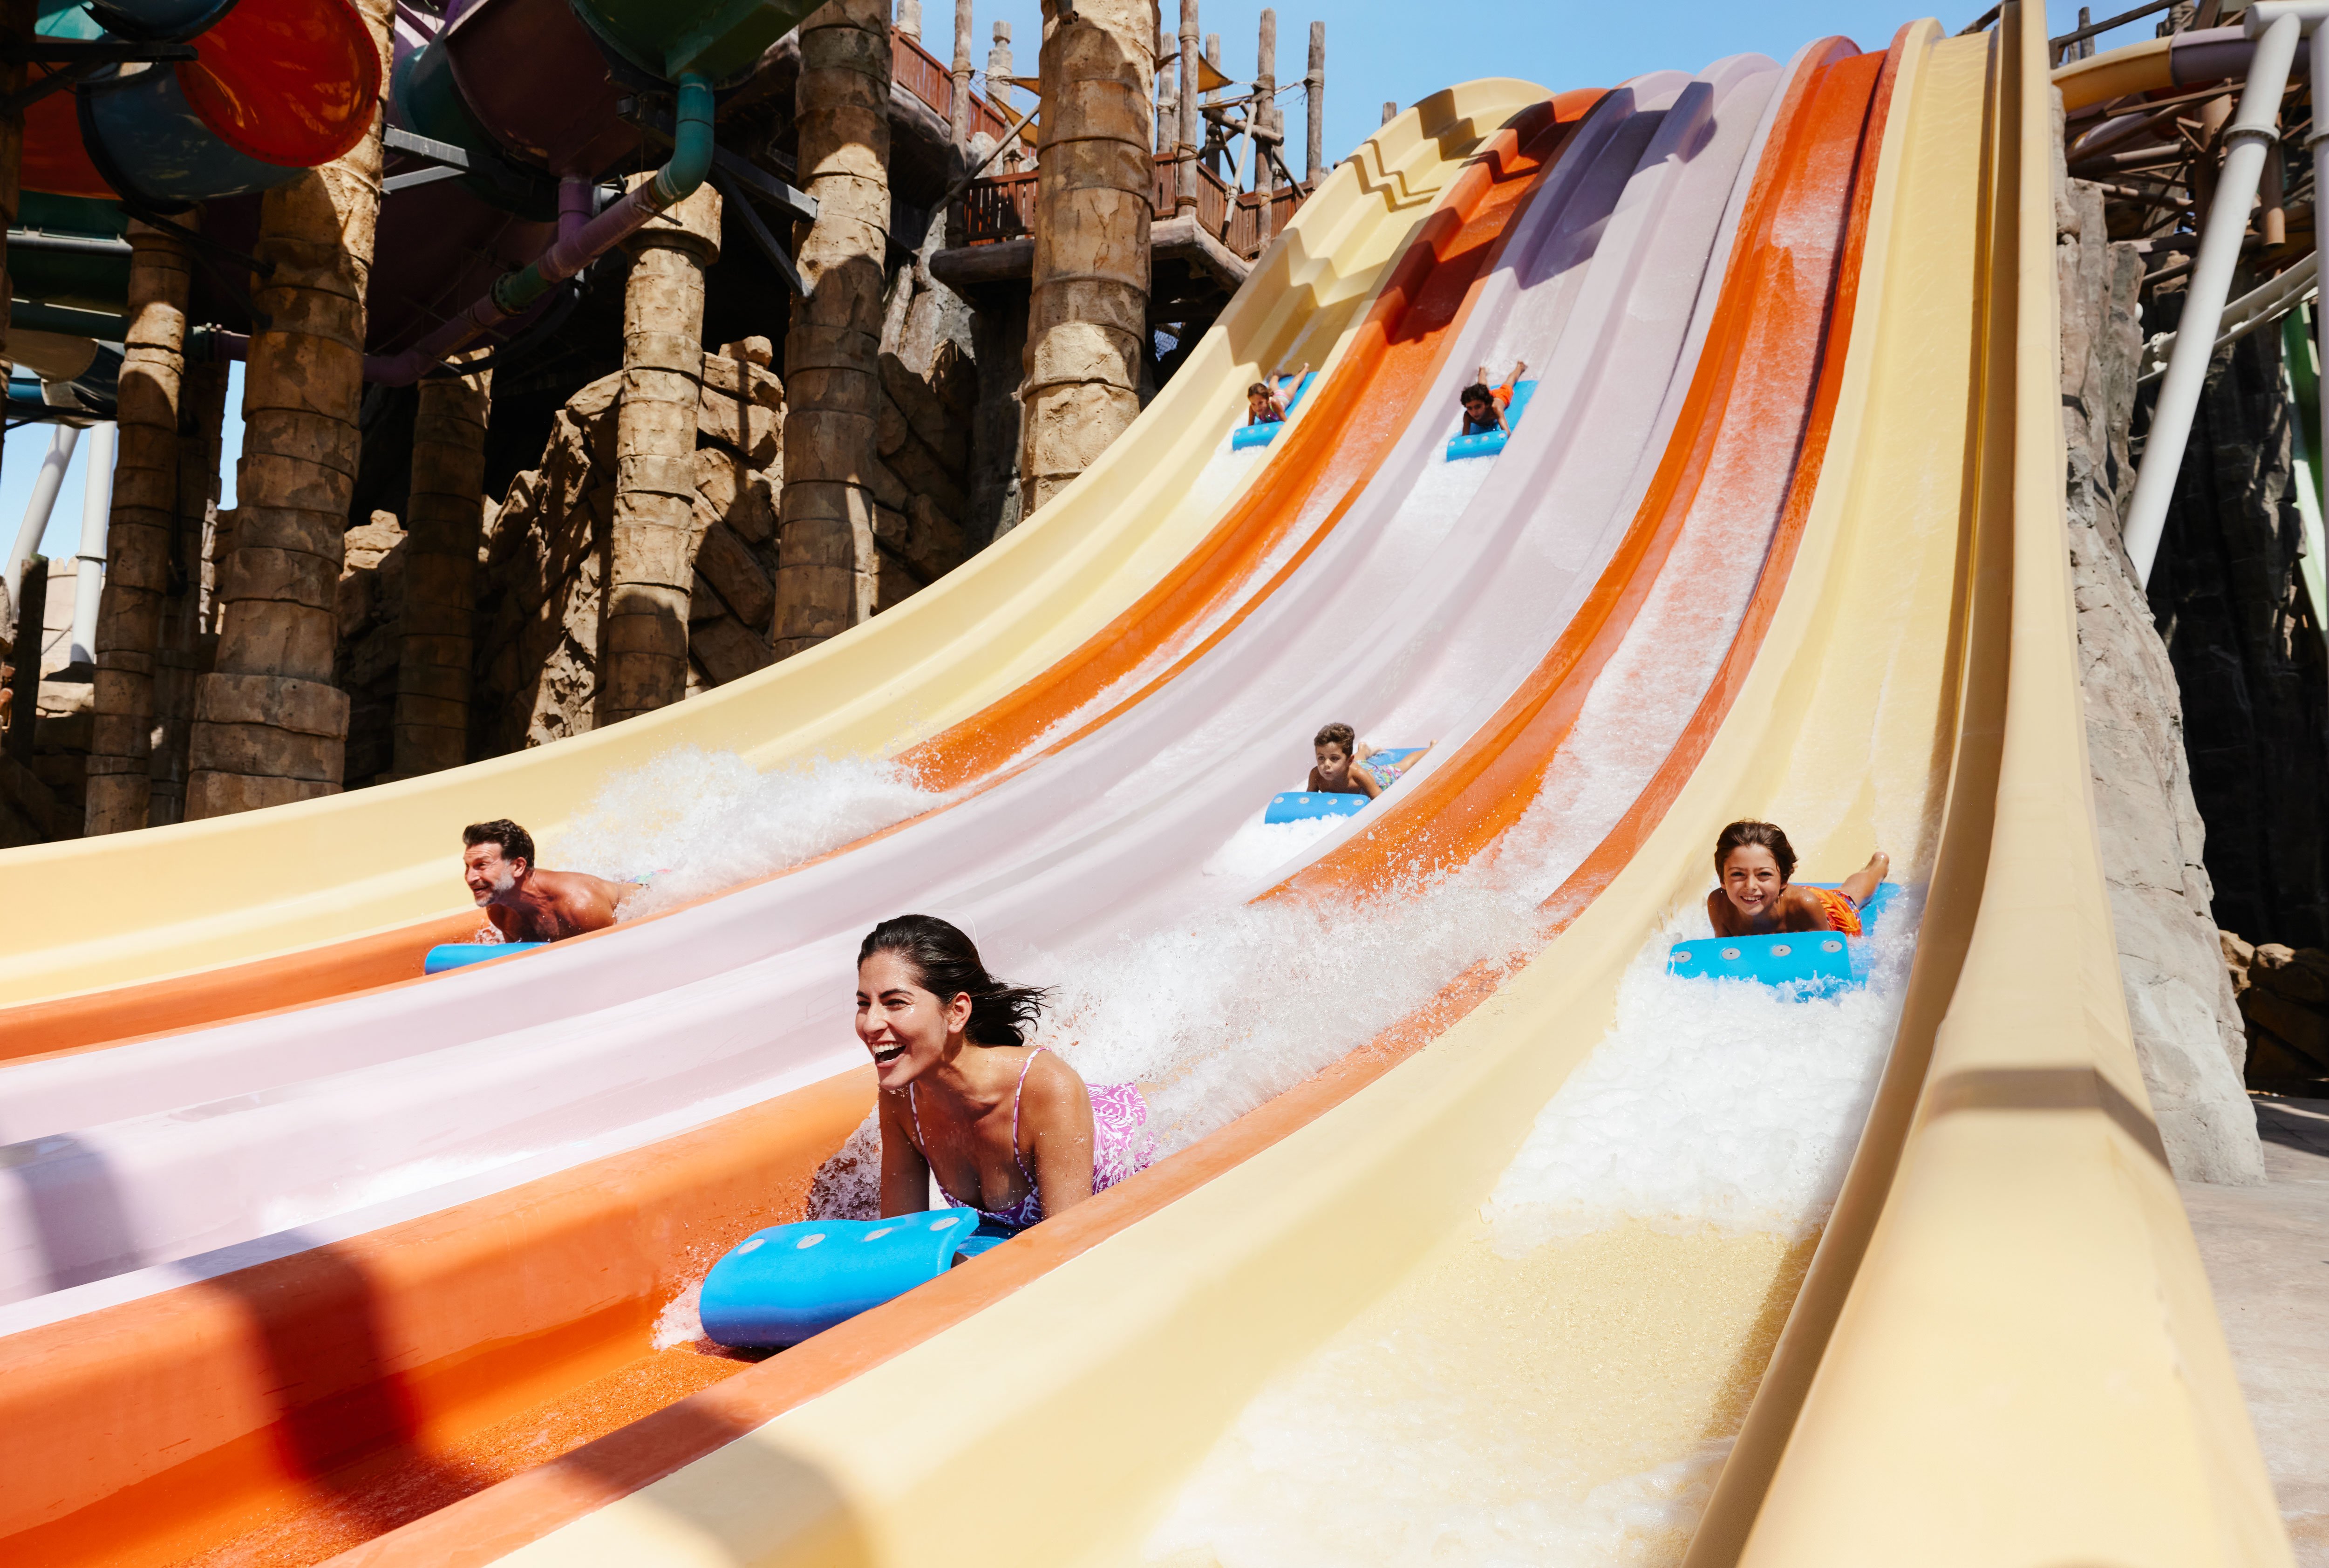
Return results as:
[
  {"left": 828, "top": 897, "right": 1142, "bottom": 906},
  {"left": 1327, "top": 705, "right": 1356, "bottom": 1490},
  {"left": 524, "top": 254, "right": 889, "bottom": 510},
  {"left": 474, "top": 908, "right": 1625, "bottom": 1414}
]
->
[
  {"left": 0, "top": 97, "right": 1590, "bottom": 1568},
  {"left": 0, "top": 92, "right": 1602, "bottom": 1064}
]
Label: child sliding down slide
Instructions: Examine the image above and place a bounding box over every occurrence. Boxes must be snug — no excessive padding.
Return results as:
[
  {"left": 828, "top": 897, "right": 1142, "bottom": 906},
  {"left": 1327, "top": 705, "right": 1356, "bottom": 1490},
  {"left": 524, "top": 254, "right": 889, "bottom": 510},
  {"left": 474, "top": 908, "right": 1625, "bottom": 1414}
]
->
[
  {"left": 1705, "top": 819, "right": 1887, "bottom": 937},
  {"left": 1246, "top": 362, "right": 1311, "bottom": 425},
  {"left": 1460, "top": 361, "right": 1530, "bottom": 436}
]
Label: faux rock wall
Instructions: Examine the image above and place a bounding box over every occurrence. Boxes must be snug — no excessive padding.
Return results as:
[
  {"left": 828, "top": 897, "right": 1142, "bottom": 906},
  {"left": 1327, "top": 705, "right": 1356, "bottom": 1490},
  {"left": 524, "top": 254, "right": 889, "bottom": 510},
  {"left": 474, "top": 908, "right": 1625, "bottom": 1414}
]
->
[{"left": 2057, "top": 162, "right": 2265, "bottom": 1183}]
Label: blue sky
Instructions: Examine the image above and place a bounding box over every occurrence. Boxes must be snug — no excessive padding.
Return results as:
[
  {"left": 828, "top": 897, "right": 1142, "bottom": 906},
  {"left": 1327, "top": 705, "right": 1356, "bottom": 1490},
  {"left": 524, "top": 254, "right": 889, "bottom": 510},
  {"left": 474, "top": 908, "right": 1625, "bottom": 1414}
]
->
[{"left": 2, "top": 1, "right": 2146, "bottom": 566}]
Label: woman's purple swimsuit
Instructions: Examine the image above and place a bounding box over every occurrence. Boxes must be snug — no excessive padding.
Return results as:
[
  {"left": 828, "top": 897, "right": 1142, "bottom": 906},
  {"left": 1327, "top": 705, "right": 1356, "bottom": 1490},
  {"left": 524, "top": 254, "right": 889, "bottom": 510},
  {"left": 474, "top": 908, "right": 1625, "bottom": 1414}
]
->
[{"left": 909, "top": 1047, "right": 1154, "bottom": 1234}]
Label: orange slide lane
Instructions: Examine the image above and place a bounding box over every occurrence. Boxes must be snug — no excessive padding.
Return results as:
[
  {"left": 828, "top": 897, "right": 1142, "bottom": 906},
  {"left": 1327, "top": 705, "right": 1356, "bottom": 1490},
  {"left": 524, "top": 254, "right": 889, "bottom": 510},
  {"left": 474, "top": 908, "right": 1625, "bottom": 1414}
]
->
[
  {"left": 0, "top": 93, "right": 1598, "bottom": 1069},
  {"left": 1281, "top": 35, "right": 1894, "bottom": 907},
  {"left": 322, "top": 41, "right": 1901, "bottom": 1568},
  {"left": 0, "top": 100, "right": 1594, "bottom": 1568}
]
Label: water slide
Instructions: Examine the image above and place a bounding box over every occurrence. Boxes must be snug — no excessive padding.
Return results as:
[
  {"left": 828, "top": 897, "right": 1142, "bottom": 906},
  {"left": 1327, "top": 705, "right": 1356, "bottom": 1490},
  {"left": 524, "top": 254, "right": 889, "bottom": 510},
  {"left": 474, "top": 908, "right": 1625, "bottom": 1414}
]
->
[
  {"left": 327, "top": 13, "right": 2276, "bottom": 1568},
  {"left": 0, "top": 11, "right": 2292, "bottom": 1568}
]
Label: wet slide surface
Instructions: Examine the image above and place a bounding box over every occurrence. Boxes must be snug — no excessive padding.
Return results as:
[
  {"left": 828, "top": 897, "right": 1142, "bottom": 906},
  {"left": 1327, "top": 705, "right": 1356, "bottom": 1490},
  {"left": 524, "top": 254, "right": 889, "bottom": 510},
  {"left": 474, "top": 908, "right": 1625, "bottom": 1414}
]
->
[
  {"left": 367, "top": 14, "right": 2280, "bottom": 1568},
  {"left": 0, "top": 13, "right": 2294, "bottom": 1568}
]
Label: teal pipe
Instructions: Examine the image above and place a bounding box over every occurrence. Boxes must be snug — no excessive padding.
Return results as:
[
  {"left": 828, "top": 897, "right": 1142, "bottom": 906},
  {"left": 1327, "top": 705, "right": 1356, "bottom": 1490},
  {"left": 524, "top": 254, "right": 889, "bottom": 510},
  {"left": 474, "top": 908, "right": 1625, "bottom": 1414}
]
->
[{"left": 366, "top": 73, "right": 716, "bottom": 383}]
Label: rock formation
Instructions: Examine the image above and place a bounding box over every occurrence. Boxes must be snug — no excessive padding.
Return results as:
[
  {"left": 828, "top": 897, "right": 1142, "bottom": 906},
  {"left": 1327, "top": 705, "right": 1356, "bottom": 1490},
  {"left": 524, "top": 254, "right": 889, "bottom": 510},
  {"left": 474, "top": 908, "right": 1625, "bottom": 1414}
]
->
[{"left": 2057, "top": 154, "right": 2263, "bottom": 1181}]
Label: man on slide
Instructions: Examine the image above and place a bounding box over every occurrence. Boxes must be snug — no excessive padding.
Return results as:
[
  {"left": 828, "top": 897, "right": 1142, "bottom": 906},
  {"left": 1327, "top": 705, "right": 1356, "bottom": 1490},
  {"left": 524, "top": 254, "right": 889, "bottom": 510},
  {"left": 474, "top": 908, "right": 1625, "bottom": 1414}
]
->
[{"left": 461, "top": 818, "right": 639, "bottom": 942}]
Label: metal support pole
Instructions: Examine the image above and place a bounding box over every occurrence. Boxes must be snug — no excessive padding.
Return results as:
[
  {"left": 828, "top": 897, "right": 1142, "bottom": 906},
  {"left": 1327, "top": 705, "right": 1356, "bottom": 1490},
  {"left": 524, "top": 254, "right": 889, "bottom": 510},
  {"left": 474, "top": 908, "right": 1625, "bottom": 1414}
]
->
[
  {"left": 68, "top": 420, "right": 115, "bottom": 667},
  {"left": 2122, "top": 7, "right": 2303, "bottom": 583},
  {"left": 5, "top": 423, "right": 75, "bottom": 607}
]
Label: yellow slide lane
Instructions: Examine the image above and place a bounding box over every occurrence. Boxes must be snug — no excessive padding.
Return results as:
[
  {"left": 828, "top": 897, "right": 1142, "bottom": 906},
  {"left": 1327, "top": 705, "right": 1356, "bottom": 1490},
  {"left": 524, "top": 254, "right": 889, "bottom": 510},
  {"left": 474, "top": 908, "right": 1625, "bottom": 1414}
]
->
[
  {"left": 484, "top": 12, "right": 2289, "bottom": 1566},
  {"left": 0, "top": 80, "right": 1544, "bottom": 1008}
]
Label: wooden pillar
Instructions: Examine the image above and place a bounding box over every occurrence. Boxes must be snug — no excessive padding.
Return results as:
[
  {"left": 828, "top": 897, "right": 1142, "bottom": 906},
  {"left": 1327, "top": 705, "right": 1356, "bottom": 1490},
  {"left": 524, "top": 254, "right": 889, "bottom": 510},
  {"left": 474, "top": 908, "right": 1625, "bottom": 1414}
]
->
[
  {"left": 186, "top": 0, "right": 392, "bottom": 820},
  {"left": 897, "top": 0, "right": 920, "bottom": 40},
  {"left": 1201, "top": 33, "right": 1221, "bottom": 177},
  {"left": 1382, "top": 101, "right": 1396, "bottom": 125},
  {"left": 148, "top": 358, "right": 227, "bottom": 826},
  {"left": 599, "top": 182, "right": 720, "bottom": 725},
  {"left": 988, "top": 21, "right": 1020, "bottom": 168},
  {"left": 1306, "top": 20, "right": 1324, "bottom": 184},
  {"left": 949, "top": 0, "right": 973, "bottom": 144},
  {"left": 84, "top": 221, "right": 193, "bottom": 833},
  {"left": 1018, "top": 0, "right": 1153, "bottom": 517},
  {"left": 1253, "top": 9, "right": 1275, "bottom": 246},
  {"left": 392, "top": 357, "right": 491, "bottom": 770},
  {"left": 1155, "top": 8, "right": 1176, "bottom": 157},
  {"left": 1175, "top": 0, "right": 1199, "bottom": 216},
  {"left": 776, "top": 0, "right": 892, "bottom": 659}
]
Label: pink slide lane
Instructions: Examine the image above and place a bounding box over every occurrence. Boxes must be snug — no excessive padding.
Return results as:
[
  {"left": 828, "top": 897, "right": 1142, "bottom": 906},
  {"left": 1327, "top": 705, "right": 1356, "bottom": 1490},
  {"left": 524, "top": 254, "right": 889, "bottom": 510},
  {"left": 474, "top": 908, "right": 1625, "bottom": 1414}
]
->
[{"left": 0, "top": 54, "right": 1794, "bottom": 1325}]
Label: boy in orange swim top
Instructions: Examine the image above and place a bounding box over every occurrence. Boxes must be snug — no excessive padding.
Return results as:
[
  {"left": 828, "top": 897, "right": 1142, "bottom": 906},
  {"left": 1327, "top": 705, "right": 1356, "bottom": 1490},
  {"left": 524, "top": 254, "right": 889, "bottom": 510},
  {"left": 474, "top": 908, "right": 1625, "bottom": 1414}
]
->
[
  {"left": 1705, "top": 818, "right": 1888, "bottom": 938},
  {"left": 1460, "top": 360, "right": 1529, "bottom": 436}
]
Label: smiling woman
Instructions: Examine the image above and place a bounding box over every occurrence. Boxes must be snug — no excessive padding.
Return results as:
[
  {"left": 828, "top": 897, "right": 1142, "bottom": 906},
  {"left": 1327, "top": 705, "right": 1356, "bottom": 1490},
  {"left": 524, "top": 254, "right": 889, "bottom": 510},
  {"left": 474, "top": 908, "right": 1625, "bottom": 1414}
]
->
[{"left": 857, "top": 915, "right": 1154, "bottom": 1238}]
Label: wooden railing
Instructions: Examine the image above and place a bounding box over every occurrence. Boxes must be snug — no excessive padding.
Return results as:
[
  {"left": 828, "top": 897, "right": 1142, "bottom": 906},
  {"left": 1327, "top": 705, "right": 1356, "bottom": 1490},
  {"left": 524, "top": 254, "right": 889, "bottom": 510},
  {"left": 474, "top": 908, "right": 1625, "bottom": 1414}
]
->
[
  {"left": 891, "top": 32, "right": 1014, "bottom": 146},
  {"left": 957, "top": 155, "right": 1310, "bottom": 262}
]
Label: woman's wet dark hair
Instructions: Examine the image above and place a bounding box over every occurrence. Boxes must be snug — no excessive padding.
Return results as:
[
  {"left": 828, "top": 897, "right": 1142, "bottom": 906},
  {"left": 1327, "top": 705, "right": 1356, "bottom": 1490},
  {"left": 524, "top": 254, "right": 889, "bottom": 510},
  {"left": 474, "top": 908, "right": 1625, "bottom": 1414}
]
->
[
  {"left": 1715, "top": 819, "right": 1796, "bottom": 882},
  {"left": 858, "top": 914, "right": 1050, "bottom": 1047}
]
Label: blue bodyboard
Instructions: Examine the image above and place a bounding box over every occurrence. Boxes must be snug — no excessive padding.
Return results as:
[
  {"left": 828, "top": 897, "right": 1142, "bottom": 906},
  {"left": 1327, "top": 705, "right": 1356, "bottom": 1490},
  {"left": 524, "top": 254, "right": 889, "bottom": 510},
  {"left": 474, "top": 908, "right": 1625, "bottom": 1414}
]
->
[
  {"left": 424, "top": 941, "right": 549, "bottom": 975},
  {"left": 1446, "top": 379, "right": 1539, "bottom": 460},
  {"left": 700, "top": 1208, "right": 986, "bottom": 1348},
  {"left": 1264, "top": 790, "right": 1372, "bottom": 825},
  {"left": 1666, "top": 883, "right": 1899, "bottom": 992},
  {"left": 1228, "top": 371, "right": 1318, "bottom": 450}
]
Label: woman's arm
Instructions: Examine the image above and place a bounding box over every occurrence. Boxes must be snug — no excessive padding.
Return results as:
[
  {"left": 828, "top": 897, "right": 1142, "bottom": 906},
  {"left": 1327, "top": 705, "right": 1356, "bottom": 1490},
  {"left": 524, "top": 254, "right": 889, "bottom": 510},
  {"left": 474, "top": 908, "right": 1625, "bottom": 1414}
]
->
[
  {"left": 877, "top": 1091, "right": 933, "bottom": 1218},
  {"left": 1020, "top": 1055, "right": 1099, "bottom": 1221}
]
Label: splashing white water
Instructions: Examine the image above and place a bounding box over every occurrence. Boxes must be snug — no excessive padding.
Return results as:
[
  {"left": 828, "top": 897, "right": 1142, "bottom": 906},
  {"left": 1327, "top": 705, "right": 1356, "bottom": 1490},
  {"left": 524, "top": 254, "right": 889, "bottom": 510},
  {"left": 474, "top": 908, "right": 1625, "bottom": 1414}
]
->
[
  {"left": 1484, "top": 900, "right": 1917, "bottom": 1253},
  {"left": 546, "top": 745, "right": 952, "bottom": 918},
  {"left": 651, "top": 1277, "right": 705, "bottom": 1350},
  {"left": 1199, "top": 813, "right": 1350, "bottom": 881}
]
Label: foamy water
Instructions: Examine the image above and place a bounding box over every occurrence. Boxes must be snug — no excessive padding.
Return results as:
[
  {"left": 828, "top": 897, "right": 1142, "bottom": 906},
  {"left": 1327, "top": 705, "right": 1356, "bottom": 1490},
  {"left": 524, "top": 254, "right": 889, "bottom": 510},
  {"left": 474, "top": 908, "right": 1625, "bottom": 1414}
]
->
[
  {"left": 1146, "top": 903, "right": 1917, "bottom": 1568},
  {"left": 1485, "top": 900, "right": 1916, "bottom": 1251},
  {"left": 545, "top": 746, "right": 952, "bottom": 918}
]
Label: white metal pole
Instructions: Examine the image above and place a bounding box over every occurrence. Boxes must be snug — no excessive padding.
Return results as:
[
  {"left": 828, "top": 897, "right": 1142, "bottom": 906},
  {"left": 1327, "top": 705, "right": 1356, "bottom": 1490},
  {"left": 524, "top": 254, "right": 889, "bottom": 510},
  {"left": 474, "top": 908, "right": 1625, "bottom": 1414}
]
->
[
  {"left": 5, "top": 423, "right": 78, "bottom": 608},
  {"left": 2122, "top": 9, "right": 2303, "bottom": 584},
  {"left": 68, "top": 421, "right": 114, "bottom": 668}
]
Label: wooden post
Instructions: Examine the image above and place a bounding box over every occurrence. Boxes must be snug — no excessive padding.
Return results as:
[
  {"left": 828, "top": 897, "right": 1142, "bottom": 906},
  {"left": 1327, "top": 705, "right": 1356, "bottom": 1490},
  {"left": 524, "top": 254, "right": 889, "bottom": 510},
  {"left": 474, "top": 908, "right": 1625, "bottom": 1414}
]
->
[
  {"left": 1019, "top": 0, "right": 1153, "bottom": 516},
  {"left": 988, "top": 21, "right": 1018, "bottom": 168},
  {"left": 1177, "top": 0, "right": 1199, "bottom": 216},
  {"left": 186, "top": 0, "right": 392, "bottom": 819},
  {"left": 392, "top": 356, "right": 491, "bottom": 770},
  {"left": 1306, "top": 20, "right": 1324, "bottom": 184},
  {"left": 1156, "top": 9, "right": 1176, "bottom": 156},
  {"left": 776, "top": 0, "right": 892, "bottom": 660},
  {"left": 599, "top": 182, "right": 720, "bottom": 725},
  {"left": 1382, "top": 100, "right": 1396, "bottom": 125},
  {"left": 147, "top": 358, "right": 227, "bottom": 825},
  {"left": 1202, "top": 33, "right": 1221, "bottom": 177},
  {"left": 897, "top": 0, "right": 919, "bottom": 40},
  {"left": 83, "top": 221, "right": 193, "bottom": 833},
  {"left": 1253, "top": 9, "right": 1275, "bottom": 246},
  {"left": 950, "top": 0, "right": 974, "bottom": 145}
]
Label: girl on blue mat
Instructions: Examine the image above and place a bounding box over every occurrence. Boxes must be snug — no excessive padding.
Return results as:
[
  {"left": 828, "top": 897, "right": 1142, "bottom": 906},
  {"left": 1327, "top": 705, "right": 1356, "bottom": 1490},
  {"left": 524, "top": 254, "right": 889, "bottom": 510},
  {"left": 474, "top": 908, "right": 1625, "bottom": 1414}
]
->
[
  {"left": 859, "top": 915, "right": 1152, "bottom": 1236},
  {"left": 1246, "top": 361, "right": 1310, "bottom": 424},
  {"left": 1460, "top": 360, "right": 1529, "bottom": 436},
  {"left": 1706, "top": 819, "right": 1888, "bottom": 938}
]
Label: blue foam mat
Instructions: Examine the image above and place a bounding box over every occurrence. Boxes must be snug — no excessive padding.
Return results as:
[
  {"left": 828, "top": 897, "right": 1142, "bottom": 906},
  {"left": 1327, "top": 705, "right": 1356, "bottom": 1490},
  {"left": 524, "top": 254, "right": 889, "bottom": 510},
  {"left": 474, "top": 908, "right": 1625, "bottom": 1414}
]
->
[
  {"left": 424, "top": 941, "right": 549, "bottom": 975},
  {"left": 1446, "top": 379, "right": 1539, "bottom": 460},
  {"left": 1228, "top": 371, "right": 1318, "bottom": 450},
  {"left": 701, "top": 1209, "right": 989, "bottom": 1348},
  {"left": 1264, "top": 790, "right": 1372, "bottom": 825},
  {"left": 1666, "top": 882, "right": 1900, "bottom": 991}
]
